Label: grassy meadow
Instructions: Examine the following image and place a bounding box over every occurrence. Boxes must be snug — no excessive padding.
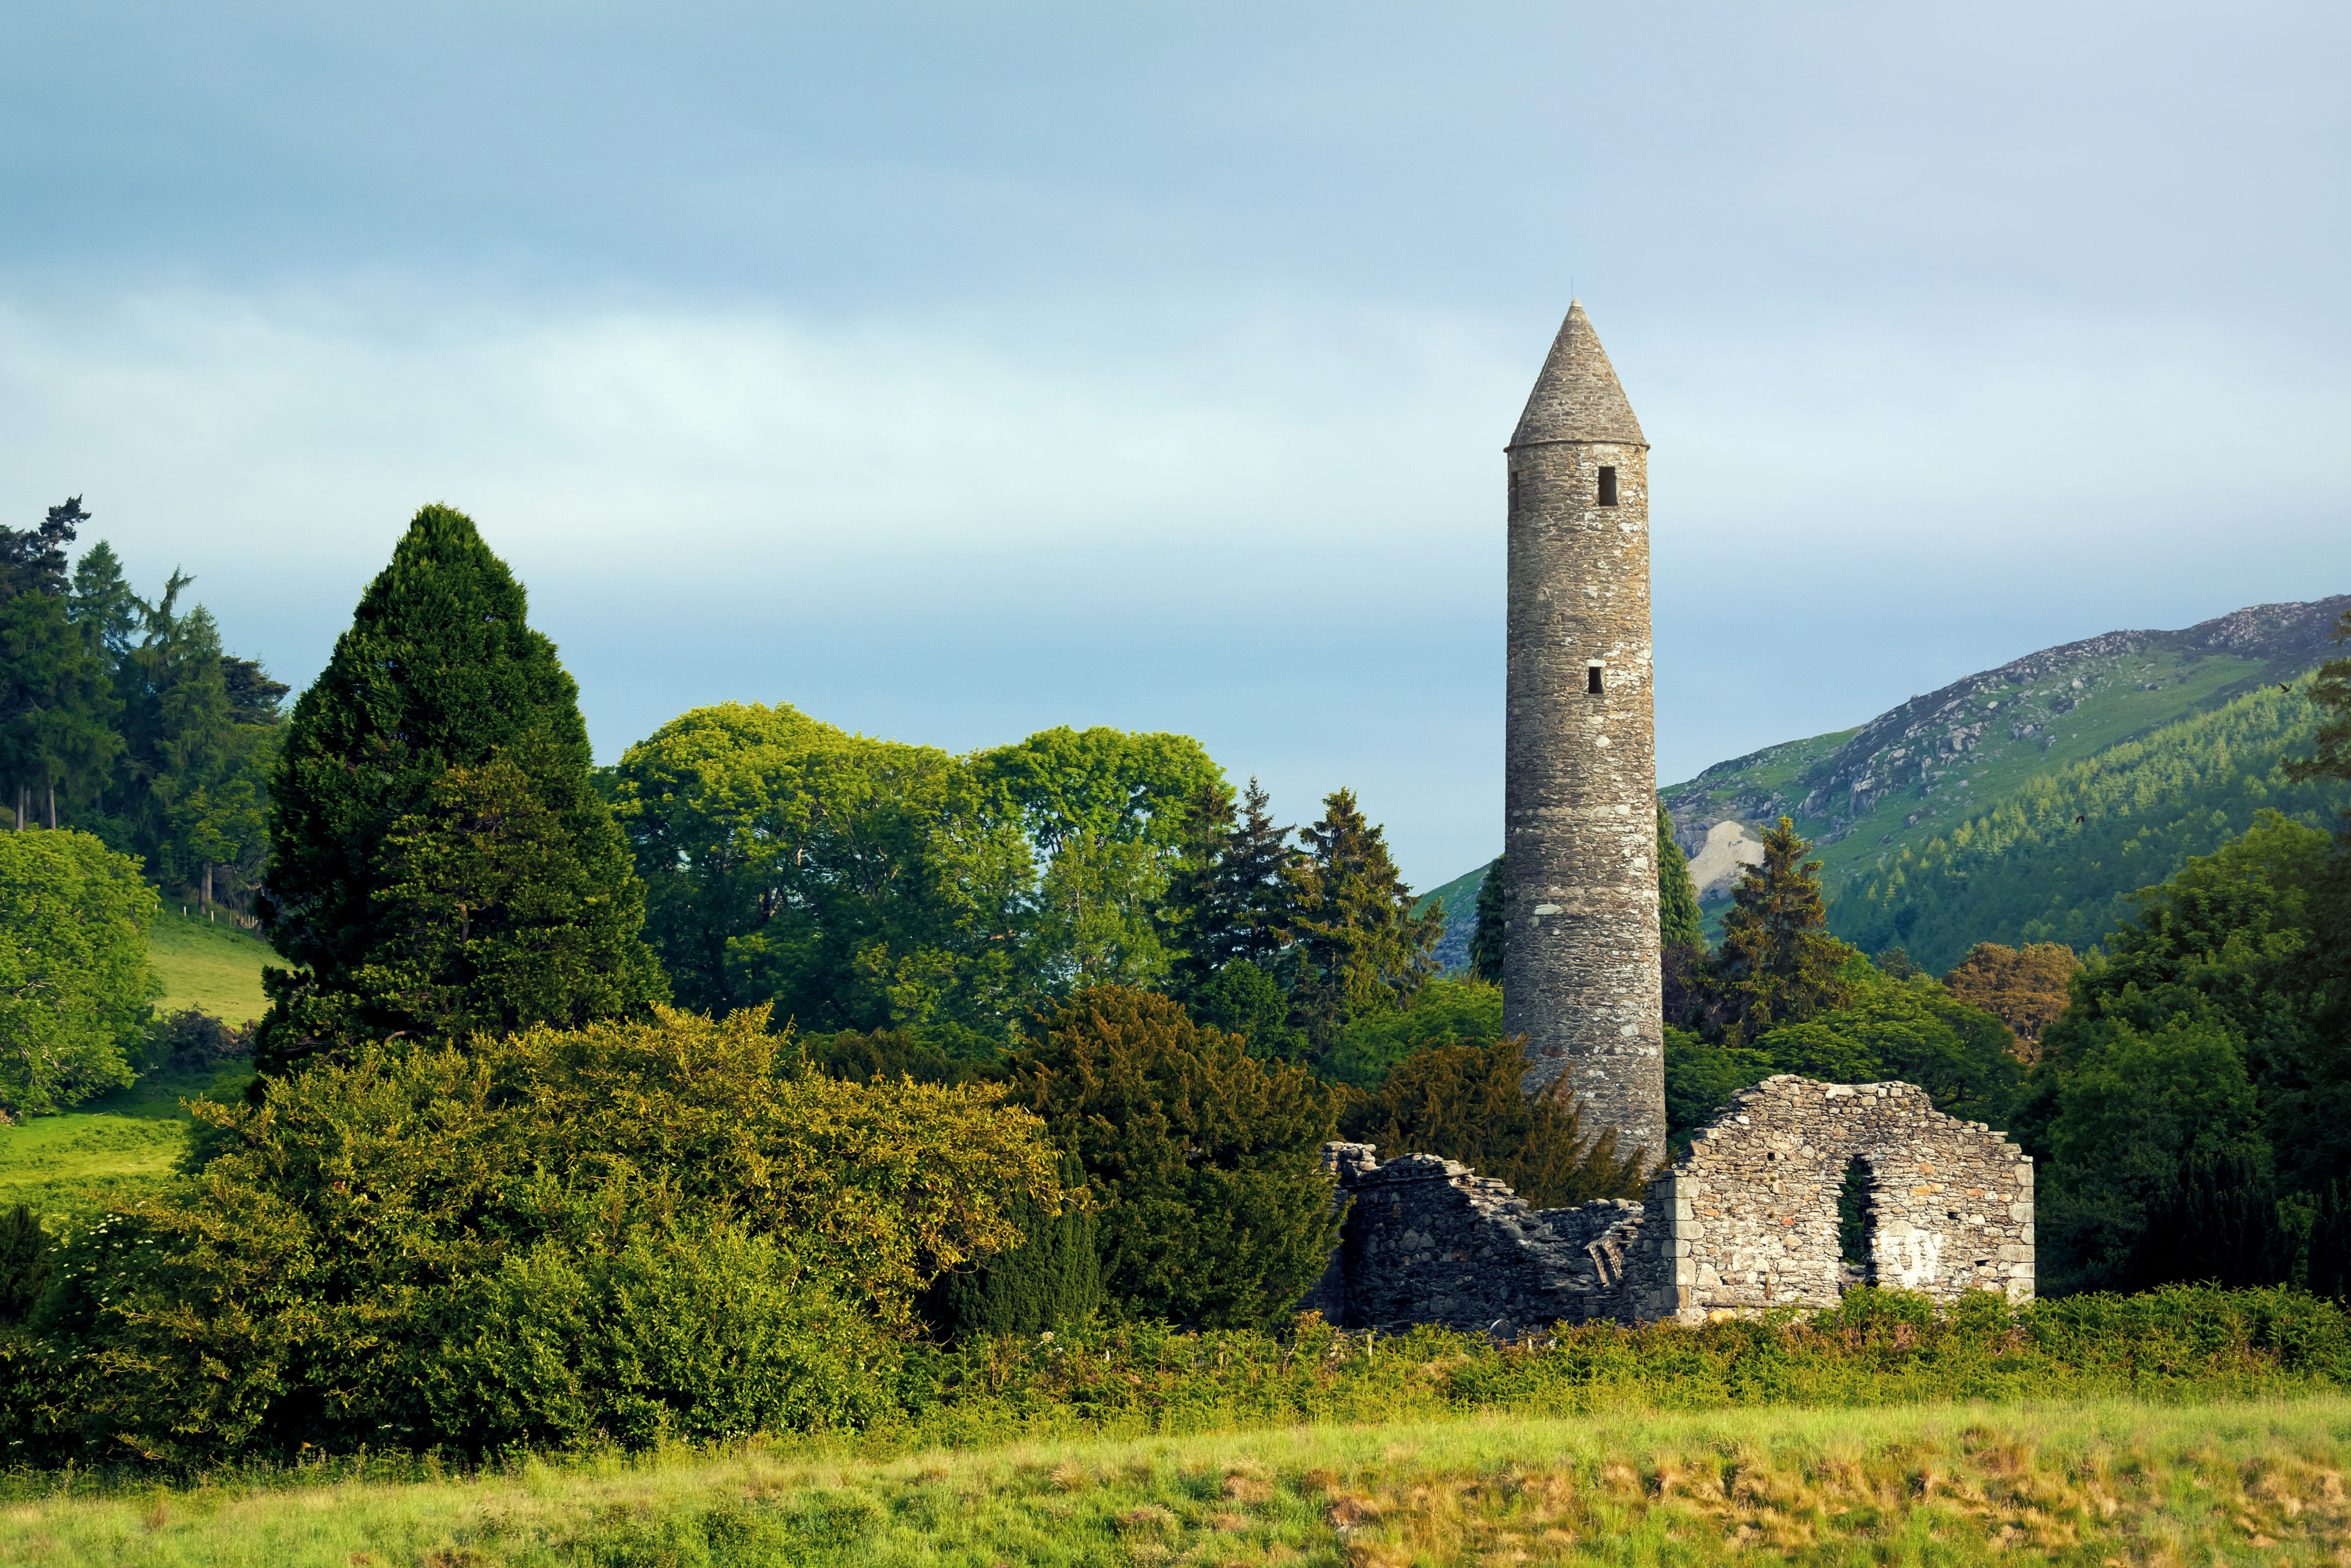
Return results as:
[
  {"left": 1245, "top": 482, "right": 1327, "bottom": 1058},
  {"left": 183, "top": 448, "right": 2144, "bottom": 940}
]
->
[
  {"left": 146, "top": 908, "right": 276, "bottom": 1024},
  {"left": 0, "top": 914, "right": 276, "bottom": 1223},
  {"left": 9, "top": 1397, "right": 2351, "bottom": 1565}
]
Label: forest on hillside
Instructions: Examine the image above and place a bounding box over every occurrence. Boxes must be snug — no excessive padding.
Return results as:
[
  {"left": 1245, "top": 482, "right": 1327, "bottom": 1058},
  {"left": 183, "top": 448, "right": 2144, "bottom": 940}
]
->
[{"left": 1833, "top": 683, "right": 2339, "bottom": 969}]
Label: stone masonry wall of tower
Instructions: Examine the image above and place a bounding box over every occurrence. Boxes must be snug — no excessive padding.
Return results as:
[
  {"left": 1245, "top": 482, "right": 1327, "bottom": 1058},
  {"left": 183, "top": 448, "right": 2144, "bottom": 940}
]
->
[{"left": 1502, "top": 302, "right": 1668, "bottom": 1160}]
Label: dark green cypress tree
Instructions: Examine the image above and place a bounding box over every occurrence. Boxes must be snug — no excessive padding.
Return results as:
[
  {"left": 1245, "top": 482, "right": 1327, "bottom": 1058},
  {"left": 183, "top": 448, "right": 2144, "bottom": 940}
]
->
[
  {"left": 1658, "top": 804, "right": 1704, "bottom": 952},
  {"left": 254, "top": 505, "right": 664, "bottom": 1073},
  {"left": 917, "top": 1147, "right": 1104, "bottom": 1341}
]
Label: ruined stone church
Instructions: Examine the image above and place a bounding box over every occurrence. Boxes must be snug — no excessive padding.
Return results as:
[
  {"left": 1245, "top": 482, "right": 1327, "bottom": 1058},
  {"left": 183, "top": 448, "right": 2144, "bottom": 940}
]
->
[{"left": 1303, "top": 305, "right": 2035, "bottom": 1331}]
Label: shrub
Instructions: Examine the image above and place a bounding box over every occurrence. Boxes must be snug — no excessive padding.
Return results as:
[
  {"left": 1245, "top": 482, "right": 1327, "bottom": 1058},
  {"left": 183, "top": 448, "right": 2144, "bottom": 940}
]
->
[
  {"left": 49, "top": 1006, "right": 1065, "bottom": 1458},
  {"left": 920, "top": 1147, "right": 1103, "bottom": 1342},
  {"left": 142, "top": 1007, "right": 253, "bottom": 1073},
  {"left": 1003, "top": 987, "right": 1343, "bottom": 1330},
  {"left": 0, "top": 1203, "right": 52, "bottom": 1326},
  {"left": 1341, "top": 1034, "right": 1651, "bottom": 1205}
]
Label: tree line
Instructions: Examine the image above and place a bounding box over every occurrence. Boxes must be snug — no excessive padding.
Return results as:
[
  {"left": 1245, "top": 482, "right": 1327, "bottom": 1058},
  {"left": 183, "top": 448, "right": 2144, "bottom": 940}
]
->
[
  {"left": 0, "top": 498, "right": 286, "bottom": 910},
  {"left": 3, "top": 500, "right": 2345, "bottom": 1464}
]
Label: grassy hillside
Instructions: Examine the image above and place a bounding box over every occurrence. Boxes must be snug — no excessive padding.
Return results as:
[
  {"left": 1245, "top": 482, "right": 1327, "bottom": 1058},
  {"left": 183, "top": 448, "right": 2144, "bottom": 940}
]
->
[
  {"left": 0, "top": 915, "right": 277, "bottom": 1223},
  {"left": 147, "top": 907, "right": 277, "bottom": 1023},
  {"left": 1413, "top": 861, "right": 1488, "bottom": 972},
  {"left": 1654, "top": 594, "right": 2350, "bottom": 970},
  {"left": 9, "top": 1397, "right": 2350, "bottom": 1564},
  {"left": 0, "top": 1068, "right": 211, "bottom": 1223}
]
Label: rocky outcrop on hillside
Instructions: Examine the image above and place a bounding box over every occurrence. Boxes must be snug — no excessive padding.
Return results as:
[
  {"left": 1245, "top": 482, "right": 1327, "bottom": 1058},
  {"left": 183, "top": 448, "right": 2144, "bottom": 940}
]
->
[{"left": 1660, "top": 593, "right": 2348, "bottom": 865}]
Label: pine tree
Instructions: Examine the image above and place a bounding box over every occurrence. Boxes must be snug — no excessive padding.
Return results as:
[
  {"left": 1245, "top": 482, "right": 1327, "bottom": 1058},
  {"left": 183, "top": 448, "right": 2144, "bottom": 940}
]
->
[
  {"left": 0, "top": 500, "right": 119, "bottom": 829},
  {"left": 1001, "top": 986, "right": 1342, "bottom": 1329},
  {"left": 1282, "top": 789, "right": 1441, "bottom": 1064},
  {"left": 1159, "top": 776, "right": 1296, "bottom": 1001},
  {"left": 1707, "top": 815, "right": 1857, "bottom": 1046},
  {"left": 1658, "top": 804, "right": 1704, "bottom": 952},
  {"left": 255, "top": 505, "right": 664, "bottom": 1072}
]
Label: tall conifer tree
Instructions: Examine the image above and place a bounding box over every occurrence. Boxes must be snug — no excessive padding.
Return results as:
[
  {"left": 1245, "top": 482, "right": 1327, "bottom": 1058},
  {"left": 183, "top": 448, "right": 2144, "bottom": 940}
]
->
[
  {"left": 255, "top": 505, "right": 663, "bottom": 1072},
  {"left": 1657, "top": 804, "right": 1704, "bottom": 952}
]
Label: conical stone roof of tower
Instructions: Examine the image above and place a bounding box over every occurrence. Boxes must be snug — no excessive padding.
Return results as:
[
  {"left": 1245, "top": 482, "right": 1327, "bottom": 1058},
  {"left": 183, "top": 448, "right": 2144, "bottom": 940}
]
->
[{"left": 1510, "top": 300, "right": 1647, "bottom": 449}]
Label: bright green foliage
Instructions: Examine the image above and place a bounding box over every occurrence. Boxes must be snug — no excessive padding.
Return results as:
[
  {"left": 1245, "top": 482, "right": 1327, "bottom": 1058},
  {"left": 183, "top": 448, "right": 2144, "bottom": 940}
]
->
[
  {"left": 0, "top": 829, "right": 159, "bottom": 1116},
  {"left": 1704, "top": 816, "right": 1858, "bottom": 1046},
  {"left": 1663, "top": 1025, "right": 1750, "bottom": 1147},
  {"left": 612, "top": 703, "right": 1217, "bottom": 1042},
  {"left": 1658, "top": 805, "right": 1704, "bottom": 951},
  {"left": 1342, "top": 1034, "right": 1652, "bottom": 1204},
  {"left": 612, "top": 700, "right": 1012, "bottom": 1027},
  {"left": 1469, "top": 853, "right": 1504, "bottom": 985},
  {"left": 41, "top": 1007, "right": 1060, "bottom": 1457},
  {"left": 1282, "top": 789, "right": 1442, "bottom": 1065},
  {"left": 1749, "top": 979, "right": 2022, "bottom": 1125},
  {"left": 256, "top": 505, "right": 663, "bottom": 1071},
  {"left": 0, "top": 1203, "right": 52, "bottom": 1325},
  {"left": 1321, "top": 974, "right": 1504, "bottom": 1089},
  {"left": 920, "top": 1147, "right": 1104, "bottom": 1342},
  {"left": 1664, "top": 963, "right": 2020, "bottom": 1145},
  {"left": 979, "top": 726, "right": 1221, "bottom": 993},
  {"left": 1002, "top": 987, "right": 1343, "bottom": 1329}
]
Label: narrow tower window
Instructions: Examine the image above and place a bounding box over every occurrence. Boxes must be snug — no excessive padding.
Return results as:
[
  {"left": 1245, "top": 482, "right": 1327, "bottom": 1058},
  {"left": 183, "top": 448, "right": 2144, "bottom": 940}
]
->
[
  {"left": 1509, "top": 469, "right": 1521, "bottom": 510},
  {"left": 1587, "top": 664, "right": 1604, "bottom": 695},
  {"left": 1597, "top": 466, "right": 1619, "bottom": 507}
]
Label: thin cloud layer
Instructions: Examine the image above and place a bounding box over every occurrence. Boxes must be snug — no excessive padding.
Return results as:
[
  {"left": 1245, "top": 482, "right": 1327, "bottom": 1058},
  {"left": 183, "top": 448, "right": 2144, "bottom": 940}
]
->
[{"left": 1, "top": 1, "right": 2345, "bottom": 885}]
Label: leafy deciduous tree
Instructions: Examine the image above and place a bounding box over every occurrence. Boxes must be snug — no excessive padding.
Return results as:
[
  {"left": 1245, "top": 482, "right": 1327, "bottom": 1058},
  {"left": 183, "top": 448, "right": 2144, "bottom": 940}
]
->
[{"left": 0, "top": 829, "right": 160, "bottom": 1116}]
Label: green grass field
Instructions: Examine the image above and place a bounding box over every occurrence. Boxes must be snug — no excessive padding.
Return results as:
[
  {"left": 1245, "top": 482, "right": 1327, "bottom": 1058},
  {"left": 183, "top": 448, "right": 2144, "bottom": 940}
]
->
[
  {"left": 0, "top": 915, "right": 277, "bottom": 1224},
  {"left": 146, "top": 908, "right": 278, "bottom": 1024},
  {"left": 6, "top": 1397, "right": 2349, "bottom": 1565}
]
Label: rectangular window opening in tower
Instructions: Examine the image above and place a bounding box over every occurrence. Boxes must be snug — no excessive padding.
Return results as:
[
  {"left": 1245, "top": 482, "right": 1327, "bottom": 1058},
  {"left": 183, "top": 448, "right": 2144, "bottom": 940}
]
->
[
  {"left": 1509, "top": 469, "right": 1521, "bottom": 510},
  {"left": 1597, "top": 467, "right": 1619, "bottom": 507},
  {"left": 1587, "top": 664, "right": 1604, "bottom": 695}
]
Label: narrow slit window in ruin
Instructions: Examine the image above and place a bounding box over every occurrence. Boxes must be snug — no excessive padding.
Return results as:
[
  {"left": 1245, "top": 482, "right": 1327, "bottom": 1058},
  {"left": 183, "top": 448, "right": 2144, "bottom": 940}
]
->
[
  {"left": 1509, "top": 469, "right": 1521, "bottom": 510},
  {"left": 1586, "top": 664, "right": 1604, "bottom": 695},
  {"left": 1837, "top": 1154, "right": 1873, "bottom": 1283},
  {"left": 1597, "top": 466, "right": 1618, "bottom": 507}
]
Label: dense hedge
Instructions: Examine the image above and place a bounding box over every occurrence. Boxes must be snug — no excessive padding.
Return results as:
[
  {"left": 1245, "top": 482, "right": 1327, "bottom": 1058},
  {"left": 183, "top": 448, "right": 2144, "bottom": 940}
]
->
[{"left": 10, "top": 1284, "right": 2348, "bottom": 1472}]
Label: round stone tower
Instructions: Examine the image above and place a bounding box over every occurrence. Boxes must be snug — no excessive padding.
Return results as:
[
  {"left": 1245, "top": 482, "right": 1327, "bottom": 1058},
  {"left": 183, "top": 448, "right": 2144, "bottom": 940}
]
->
[{"left": 1502, "top": 300, "right": 1666, "bottom": 1159}]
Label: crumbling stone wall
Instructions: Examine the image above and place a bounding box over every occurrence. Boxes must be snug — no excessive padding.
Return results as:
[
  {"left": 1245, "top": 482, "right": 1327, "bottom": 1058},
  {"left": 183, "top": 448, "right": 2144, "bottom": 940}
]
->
[
  {"left": 1308, "top": 1075, "right": 2032, "bottom": 1332},
  {"left": 1307, "top": 1141, "right": 1655, "bottom": 1334},
  {"left": 1657, "top": 1075, "right": 2034, "bottom": 1320}
]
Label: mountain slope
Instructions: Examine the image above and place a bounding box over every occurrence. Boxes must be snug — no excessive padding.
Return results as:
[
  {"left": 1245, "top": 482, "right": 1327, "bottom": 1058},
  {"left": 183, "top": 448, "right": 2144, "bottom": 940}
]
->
[
  {"left": 1659, "top": 595, "right": 2349, "bottom": 970},
  {"left": 1414, "top": 595, "right": 2349, "bottom": 977}
]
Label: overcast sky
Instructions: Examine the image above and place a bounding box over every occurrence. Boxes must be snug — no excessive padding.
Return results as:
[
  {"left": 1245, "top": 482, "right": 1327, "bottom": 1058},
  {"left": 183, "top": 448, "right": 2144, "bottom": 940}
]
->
[{"left": 3, "top": 2, "right": 2345, "bottom": 887}]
